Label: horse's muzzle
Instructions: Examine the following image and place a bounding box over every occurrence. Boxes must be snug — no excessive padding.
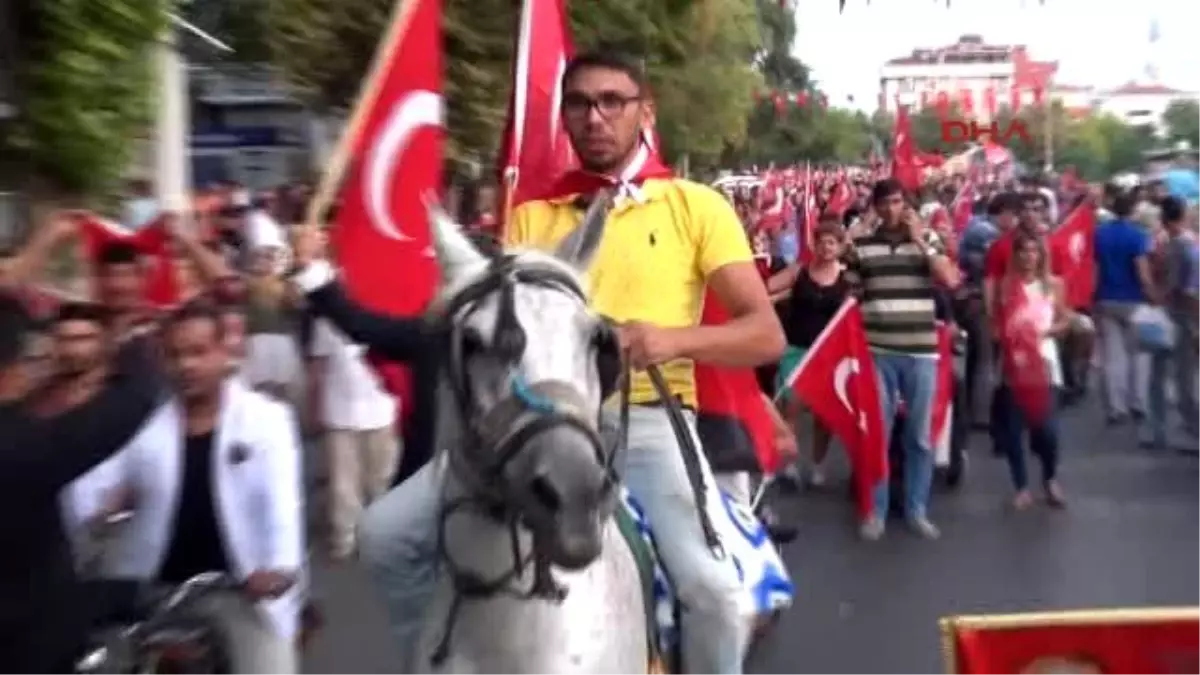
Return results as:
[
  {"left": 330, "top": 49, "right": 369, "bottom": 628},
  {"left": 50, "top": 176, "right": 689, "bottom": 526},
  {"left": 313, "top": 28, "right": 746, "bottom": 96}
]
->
[{"left": 510, "top": 424, "right": 613, "bottom": 570}]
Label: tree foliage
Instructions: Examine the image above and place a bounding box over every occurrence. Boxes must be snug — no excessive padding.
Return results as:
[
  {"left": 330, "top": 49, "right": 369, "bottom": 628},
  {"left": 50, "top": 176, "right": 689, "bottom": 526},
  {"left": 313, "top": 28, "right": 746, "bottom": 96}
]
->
[
  {"left": 1162, "top": 100, "right": 1200, "bottom": 148},
  {"left": 263, "top": 0, "right": 760, "bottom": 166},
  {"left": 8, "top": 0, "right": 168, "bottom": 199}
]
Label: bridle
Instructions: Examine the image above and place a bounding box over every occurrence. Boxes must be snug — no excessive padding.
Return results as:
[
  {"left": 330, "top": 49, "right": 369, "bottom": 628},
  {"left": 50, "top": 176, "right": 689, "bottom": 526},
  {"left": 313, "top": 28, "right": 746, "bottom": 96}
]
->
[
  {"left": 429, "top": 252, "right": 624, "bottom": 664},
  {"left": 426, "top": 248, "right": 725, "bottom": 667},
  {"left": 435, "top": 253, "right": 623, "bottom": 505}
]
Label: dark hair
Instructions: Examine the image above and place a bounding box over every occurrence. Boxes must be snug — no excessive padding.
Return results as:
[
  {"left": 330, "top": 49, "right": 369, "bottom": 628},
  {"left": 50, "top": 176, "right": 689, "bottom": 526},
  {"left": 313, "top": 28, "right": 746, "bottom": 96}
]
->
[
  {"left": 96, "top": 241, "right": 140, "bottom": 267},
  {"left": 163, "top": 300, "right": 225, "bottom": 340},
  {"left": 1160, "top": 195, "right": 1186, "bottom": 225},
  {"left": 0, "top": 293, "right": 33, "bottom": 367},
  {"left": 1023, "top": 191, "right": 1049, "bottom": 209},
  {"left": 870, "top": 178, "right": 904, "bottom": 205},
  {"left": 988, "top": 191, "right": 1023, "bottom": 216},
  {"left": 1111, "top": 192, "right": 1138, "bottom": 218},
  {"left": 53, "top": 301, "right": 110, "bottom": 327},
  {"left": 814, "top": 220, "right": 844, "bottom": 240},
  {"left": 562, "top": 50, "right": 649, "bottom": 95}
]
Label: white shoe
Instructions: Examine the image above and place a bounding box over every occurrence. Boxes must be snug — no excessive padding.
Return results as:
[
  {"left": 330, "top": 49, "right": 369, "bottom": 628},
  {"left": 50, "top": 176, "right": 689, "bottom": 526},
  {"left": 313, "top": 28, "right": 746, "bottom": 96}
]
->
[
  {"left": 859, "top": 516, "right": 885, "bottom": 541},
  {"left": 906, "top": 516, "right": 940, "bottom": 540}
]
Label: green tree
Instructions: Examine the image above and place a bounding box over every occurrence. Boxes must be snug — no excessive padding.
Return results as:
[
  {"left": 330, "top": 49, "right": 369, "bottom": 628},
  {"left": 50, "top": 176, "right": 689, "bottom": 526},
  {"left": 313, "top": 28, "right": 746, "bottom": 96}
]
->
[
  {"left": 1162, "top": 99, "right": 1200, "bottom": 148},
  {"left": 908, "top": 103, "right": 969, "bottom": 156},
  {"left": 265, "top": 0, "right": 760, "bottom": 166},
  {"left": 8, "top": 0, "right": 168, "bottom": 200}
]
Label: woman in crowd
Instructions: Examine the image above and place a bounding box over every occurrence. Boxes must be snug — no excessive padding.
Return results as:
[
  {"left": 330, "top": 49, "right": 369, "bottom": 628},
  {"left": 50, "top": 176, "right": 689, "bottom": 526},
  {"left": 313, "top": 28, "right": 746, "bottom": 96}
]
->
[
  {"left": 994, "top": 231, "right": 1070, "bottom": 509},
  {"left": 765, "top": 217, "right": 851, "bottom": 486}
]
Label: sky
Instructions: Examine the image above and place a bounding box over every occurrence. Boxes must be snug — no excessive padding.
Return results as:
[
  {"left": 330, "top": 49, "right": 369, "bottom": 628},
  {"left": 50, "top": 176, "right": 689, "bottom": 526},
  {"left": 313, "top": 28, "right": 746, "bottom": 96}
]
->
[{"left": 790, "top": 0, "right": 1200, "bottom": 111}]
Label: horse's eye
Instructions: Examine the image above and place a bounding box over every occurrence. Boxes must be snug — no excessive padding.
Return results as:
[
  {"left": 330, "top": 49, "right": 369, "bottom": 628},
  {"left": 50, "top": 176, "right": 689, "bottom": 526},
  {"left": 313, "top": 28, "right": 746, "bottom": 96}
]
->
[{"left": 460, "top": 328, "right": 486, "bottom": 358}]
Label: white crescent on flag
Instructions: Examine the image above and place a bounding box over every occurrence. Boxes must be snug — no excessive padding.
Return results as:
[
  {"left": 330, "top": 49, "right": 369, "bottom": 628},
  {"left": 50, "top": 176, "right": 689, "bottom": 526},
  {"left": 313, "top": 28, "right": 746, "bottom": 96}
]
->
[{"left": 365, "top": 90, "right": 444, "bottom": 242}]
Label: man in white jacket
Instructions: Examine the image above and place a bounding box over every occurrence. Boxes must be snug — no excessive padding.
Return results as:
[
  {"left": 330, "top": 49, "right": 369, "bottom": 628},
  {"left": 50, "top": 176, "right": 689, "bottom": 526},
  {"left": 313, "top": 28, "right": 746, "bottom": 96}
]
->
[{"left": 73, "top": 301, "right": 305, "bottom": 674}]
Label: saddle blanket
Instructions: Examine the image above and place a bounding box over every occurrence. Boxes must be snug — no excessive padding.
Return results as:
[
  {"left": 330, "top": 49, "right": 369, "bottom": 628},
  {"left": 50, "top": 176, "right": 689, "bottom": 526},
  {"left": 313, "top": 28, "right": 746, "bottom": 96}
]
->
[{"left": 620, "top": 486, "right": 795, "bottom": 656}]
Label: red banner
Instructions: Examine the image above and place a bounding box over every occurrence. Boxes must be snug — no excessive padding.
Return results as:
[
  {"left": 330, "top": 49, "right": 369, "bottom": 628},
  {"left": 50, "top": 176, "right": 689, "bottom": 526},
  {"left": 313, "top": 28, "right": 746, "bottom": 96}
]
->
[{"left": 942, "top": 608, "right": 1200, "bottom": 674}]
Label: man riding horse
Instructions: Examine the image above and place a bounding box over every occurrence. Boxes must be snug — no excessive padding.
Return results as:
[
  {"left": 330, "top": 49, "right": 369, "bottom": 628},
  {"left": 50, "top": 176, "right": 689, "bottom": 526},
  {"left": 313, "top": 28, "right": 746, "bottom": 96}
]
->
[{"left": 290, "top": 49, "right": 785, "bottom": 674}]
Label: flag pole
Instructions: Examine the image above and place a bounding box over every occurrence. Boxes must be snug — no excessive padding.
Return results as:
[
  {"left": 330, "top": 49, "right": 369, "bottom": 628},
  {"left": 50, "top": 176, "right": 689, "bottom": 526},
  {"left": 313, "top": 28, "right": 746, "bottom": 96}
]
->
[
  {"left": 499, "top": 166, "right": 518, "bottom": 240},
  {"left": 303, "top": 0, "right": 422, "bottom": 229}
]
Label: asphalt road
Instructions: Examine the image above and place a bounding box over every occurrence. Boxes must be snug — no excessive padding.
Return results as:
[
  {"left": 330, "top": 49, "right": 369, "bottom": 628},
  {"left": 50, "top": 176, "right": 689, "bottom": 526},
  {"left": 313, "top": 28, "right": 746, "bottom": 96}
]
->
[{"left": 301, "top": 395, "right": 1200, "bottom": 673}]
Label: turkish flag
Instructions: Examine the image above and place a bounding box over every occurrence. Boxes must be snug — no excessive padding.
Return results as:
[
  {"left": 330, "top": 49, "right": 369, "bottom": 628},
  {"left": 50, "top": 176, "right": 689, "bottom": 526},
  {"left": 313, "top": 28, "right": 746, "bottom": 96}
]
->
[
  {"left": 76, "top": 213, "right": 178, "bottom": 308},
  {"left": 891, "top": 105, "right": 921, "bottom": 194},
  {"left": 496, "top": 0, "right": 576, "bottom": 221},
  {"left": 1049, "top": 204, "right": 1097, "bottom": 310},
  {"left": 694, "top": 290, "right": 780, "bottom": 474},
  {"left": 943, "top": 609, "right": 1200, "bottom": 674},
  {"left": 931, "top": 322, "right": 955, "bottom": 452},
  {"left": 778, "top": 299, "right": 886, "bottom": 517},
  {"left": 825, "top": 179, "right": 853, "bottom": 218},
  {"left": 329, "top": 0, "right": 444, "bottom": 434},
  {"left": 998, "top": 280, "right": 1053, "bottom": 425}
]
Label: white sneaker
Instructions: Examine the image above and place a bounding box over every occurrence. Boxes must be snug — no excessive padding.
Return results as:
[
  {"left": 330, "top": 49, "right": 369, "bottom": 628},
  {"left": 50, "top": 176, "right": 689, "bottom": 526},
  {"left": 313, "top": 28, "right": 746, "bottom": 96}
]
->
[
  {"left": 906, "top": 516, "right": 940, "bottom": 540},
  {"left": 859, "top": 516, "right": 885, "bottom": 541}
]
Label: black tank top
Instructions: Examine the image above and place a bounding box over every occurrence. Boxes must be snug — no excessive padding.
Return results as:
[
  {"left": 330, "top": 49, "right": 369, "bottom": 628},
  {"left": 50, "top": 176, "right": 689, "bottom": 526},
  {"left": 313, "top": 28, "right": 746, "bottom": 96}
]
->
[{"left": 784, "top": 267, "right": 850, "bottom": 348}]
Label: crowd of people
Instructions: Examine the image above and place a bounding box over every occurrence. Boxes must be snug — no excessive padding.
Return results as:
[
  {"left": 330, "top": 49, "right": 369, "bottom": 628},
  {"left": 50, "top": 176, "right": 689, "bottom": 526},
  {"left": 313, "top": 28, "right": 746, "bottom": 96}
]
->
[
  {"left": 0, "top": 46, "right": 1196, "bottom": 673},
  {"left": 728, "top": 160, "right": 1199, "bottom": 534}
]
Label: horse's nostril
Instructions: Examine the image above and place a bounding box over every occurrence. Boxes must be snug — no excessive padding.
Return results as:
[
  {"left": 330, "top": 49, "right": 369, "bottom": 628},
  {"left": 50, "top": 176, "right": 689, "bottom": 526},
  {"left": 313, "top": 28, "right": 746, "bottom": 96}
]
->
[{"left": 529, "top": 475, "right": 562, "bottom": 513}]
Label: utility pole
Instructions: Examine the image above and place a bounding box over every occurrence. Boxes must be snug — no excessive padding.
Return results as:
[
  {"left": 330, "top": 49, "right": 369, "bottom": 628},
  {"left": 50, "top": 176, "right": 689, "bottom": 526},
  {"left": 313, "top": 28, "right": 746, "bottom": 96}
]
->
[
  {"left": 153, "top": 28, "right": 189, "bottom": 213},
  {"left": 153, "top": 12, "right": 231, "bottom": 214}
]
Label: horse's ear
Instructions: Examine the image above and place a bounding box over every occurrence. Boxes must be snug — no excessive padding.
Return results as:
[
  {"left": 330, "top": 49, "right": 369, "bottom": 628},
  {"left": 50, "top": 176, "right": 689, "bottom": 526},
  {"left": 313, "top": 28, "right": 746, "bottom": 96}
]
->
[
  {"left": 554, "top": 189, "right": 614, "bottom": 272},
  {"left": 423, "top": 193, "right": 485, "bottom": 282}
]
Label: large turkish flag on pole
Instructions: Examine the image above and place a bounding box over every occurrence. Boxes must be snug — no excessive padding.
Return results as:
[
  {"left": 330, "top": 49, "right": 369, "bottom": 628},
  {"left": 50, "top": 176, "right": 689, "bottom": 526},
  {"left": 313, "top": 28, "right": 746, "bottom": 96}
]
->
[{"left": 323, "top": 0, "right": 445, "bottom": 437}]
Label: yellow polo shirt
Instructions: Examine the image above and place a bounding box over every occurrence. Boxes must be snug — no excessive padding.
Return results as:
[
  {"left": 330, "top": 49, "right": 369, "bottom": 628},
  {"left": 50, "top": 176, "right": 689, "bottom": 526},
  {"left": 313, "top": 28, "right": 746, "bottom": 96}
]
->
[{"left": 505, "top": 178, "right": 752, "bottom": 406}]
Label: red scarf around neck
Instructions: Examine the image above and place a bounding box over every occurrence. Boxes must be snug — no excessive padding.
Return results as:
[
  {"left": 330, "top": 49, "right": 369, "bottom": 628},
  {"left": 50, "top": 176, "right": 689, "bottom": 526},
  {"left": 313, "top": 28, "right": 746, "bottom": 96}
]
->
[{"left": 537, "top": 141, "right": 674, "bottom": 201}]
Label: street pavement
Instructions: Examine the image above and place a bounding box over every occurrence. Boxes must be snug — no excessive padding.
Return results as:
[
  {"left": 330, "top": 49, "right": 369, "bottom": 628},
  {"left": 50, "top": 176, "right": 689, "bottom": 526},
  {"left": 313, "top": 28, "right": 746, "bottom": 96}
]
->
[{"left": 301, "top": 395, "right": 1199, "bottom": 673}]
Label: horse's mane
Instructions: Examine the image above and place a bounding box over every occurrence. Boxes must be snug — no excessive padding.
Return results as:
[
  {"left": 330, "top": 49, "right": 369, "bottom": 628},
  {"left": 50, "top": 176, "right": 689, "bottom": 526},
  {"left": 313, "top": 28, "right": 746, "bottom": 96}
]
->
[{"left": 427, "top": 248, "right": 585, "bottom": 318}]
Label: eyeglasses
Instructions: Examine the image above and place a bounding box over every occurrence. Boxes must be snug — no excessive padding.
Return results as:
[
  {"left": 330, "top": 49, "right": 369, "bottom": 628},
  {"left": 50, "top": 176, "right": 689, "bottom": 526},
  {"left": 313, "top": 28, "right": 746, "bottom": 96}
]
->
[{"left": 561, "top": 92, "right": 641, "bottom": 120}]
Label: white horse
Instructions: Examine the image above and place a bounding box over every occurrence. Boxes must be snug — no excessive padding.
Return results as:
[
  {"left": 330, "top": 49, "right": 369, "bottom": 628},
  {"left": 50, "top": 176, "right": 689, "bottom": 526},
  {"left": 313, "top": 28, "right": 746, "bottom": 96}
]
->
[{"left": 413, "top": 197, "right": 650, "bottom": 673}]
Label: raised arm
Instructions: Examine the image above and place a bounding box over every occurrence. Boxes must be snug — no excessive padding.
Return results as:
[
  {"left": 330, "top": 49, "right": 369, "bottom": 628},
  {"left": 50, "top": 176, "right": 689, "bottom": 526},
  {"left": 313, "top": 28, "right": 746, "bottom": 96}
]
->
[
  {"left": 291, "top": 260, "right": 436, "bottom": 363},
  {"left": 4, "top": 346, "right": 161, "bottom": 493}
]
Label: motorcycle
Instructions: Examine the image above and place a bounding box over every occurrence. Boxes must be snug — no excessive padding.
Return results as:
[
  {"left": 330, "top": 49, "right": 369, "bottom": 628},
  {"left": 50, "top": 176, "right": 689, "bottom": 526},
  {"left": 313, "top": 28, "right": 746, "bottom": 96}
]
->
[{"left": 76, "top": 571, "right": 243, "bottom": 674}]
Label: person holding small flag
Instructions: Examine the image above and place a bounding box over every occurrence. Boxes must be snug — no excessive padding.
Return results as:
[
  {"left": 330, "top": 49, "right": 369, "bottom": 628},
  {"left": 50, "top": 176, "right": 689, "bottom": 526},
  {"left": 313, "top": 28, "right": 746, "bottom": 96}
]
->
[
  {"left": 766, "top": 217, "right": 851, "bottom": 487},
  {"left": 993, "top": 231, "right": 1070, "bottom": 508}
]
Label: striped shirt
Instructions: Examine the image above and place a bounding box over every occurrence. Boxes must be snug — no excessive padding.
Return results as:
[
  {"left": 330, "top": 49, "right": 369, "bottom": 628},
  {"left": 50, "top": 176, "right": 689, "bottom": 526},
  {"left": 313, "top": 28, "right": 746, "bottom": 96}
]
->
[{"left": 844, "top": 227, "right": 945, "bottom": 354}]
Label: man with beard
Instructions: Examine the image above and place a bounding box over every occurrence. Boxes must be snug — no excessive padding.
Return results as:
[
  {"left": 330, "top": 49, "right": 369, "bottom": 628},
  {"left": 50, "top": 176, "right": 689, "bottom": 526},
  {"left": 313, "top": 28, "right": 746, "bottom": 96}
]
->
[{"left": 0, "top": 298, "right": 160, "bottom": 672}]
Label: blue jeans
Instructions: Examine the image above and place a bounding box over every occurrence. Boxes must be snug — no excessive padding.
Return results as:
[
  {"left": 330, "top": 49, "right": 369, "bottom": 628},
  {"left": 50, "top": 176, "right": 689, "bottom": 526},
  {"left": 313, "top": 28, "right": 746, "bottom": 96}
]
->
[
  {"left": 992, "top": 384, "right": 1060, "bottom": 490},
  {"left": 1144, "top": 313, "right": 1199, "bottom": 446},
  {"left": 357, "top": 406, "right": 746, "bottom": 673},
  {"left": 870, "top": 352, "right": 938, "bottom": 521}
]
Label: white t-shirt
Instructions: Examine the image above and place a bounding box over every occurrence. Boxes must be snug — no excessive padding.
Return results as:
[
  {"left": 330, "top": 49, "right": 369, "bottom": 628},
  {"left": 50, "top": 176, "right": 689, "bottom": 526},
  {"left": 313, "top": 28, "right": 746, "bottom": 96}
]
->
[{"left": 310, "top": 319, "right": 397, "bottom": 430}]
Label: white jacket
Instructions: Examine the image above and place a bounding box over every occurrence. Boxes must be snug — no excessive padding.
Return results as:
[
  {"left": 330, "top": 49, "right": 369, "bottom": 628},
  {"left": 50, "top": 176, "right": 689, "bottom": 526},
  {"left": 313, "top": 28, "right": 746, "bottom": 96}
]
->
[{"left": 69, "top": 379, "right": 306, "bottom": 638}]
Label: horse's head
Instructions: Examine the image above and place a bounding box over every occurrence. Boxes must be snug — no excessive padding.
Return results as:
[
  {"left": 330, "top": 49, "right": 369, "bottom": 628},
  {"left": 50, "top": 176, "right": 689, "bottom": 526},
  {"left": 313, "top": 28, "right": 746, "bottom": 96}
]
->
[{"left": 427, "top": 195, "right": 621, "bottom": 570}]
